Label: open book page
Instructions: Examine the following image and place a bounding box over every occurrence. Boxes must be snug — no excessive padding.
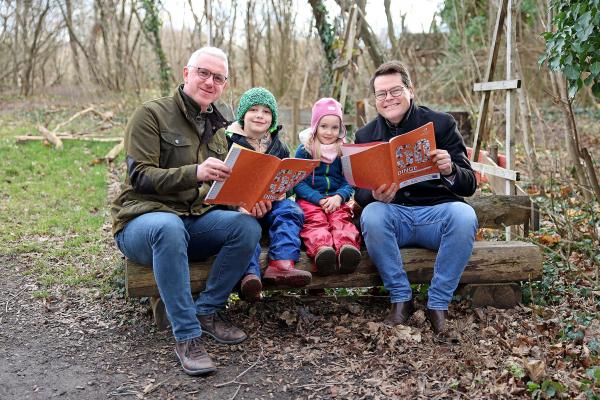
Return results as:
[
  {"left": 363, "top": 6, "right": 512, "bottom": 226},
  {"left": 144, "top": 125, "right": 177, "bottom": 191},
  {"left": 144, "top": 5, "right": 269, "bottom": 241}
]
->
[
  {"left": 341, "top": 143, "right": 393, "bottom": 189},
  {"left": 388, "top": 122, "right": 440, "bottom": 188},
  {"left": 205, "top": 146, "right": 319, "bottom": 208},
  {"left": 261, "top": 158, "right": 320, "bottom": 201},
  {"left": 341, "top": 122, "right": 440, "bottom": 190}
]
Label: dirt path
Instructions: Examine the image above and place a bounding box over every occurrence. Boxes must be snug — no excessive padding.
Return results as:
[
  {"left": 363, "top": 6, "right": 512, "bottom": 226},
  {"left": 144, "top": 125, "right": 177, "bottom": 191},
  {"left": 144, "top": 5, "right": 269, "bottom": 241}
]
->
[{"left": 2, "top": 250, "right": 597, "bottom": 399}]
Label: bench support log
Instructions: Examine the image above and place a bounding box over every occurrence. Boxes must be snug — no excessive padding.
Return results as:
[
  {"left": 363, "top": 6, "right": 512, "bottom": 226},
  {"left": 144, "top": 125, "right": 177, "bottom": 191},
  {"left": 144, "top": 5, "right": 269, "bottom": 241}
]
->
[
  {"left": 127, "top": 240, "right": 542, "bottom": 329},
  {"left": 458, "top": 283, "right": 522, "bottom": 308}
]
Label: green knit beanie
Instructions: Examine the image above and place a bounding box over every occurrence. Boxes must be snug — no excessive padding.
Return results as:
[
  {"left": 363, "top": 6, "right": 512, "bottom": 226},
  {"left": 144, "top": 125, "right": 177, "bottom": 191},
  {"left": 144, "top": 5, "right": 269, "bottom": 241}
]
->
[{"left": 236, "top": 87, "right": 278, "bottom": 132}]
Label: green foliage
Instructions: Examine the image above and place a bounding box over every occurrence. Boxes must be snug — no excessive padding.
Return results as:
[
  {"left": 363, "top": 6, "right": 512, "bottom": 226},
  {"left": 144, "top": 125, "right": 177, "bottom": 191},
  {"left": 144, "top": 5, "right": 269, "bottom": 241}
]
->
[
  {"left": 506, "top": 361, "right": 526, "bottom": 379},
  {"left": 527, "top": 380, "right": 567, "bottom": 399},
  {"left": 540, "top": 0, "right": 600, "bottom": 99},
  {"left": 439, "top": 0, "right": 489, "bottom": 51}
]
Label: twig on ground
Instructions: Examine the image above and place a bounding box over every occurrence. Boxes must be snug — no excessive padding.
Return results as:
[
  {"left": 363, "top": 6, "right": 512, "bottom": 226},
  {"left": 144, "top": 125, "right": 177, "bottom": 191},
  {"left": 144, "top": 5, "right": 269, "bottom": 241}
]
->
[
  {"left": 143, "top": 375, "right": 174, "bottom": 395},
  {"left": 229, "top": 384, "right": 242, "bottom": 400},
  {"left": 5, "top": 287, "right": 27, "bottom": 313},
  {"left": 214, "top": 349, "right": 264, "bottom": 388}
]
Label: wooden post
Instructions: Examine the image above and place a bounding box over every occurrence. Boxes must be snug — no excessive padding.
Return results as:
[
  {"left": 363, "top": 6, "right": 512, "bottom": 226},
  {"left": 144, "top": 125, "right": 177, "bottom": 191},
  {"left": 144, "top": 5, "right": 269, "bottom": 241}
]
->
[
  {"left": 292, "top": 97, "right": 300, "bottom": 149},
  {"left": 504, "top": 0, "right": 517, "bottom": 240},
  {"left": 471, "top": 0, "right": 508, "bottom": 161},
  {"left": 355, "top": 99, "right": 366, "bottom": 130},
  {"left": 338, "top": 5, "right": 358, "bottom": 108}
]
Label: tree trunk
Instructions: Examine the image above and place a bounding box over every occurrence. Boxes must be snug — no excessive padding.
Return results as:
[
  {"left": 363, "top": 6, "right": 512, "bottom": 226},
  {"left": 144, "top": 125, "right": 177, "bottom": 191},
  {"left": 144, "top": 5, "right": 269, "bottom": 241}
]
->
[
  {"left": 308, "top": 0, "right": 335, "bottom": 96},
  {"left": 552, "top": 72, "right": 593, "bottom": 201},
  {"left": 245, "top": 0, "right": 256, "bottom": 87},
  {"left": 64, "top": 0, "right": 82, "bottom": 83},
  {"left": 514, "top": 40, "right": 541, "bottom": 182},
  {"left": 138, "top": 0, "right": 172, "bottom": 96}
]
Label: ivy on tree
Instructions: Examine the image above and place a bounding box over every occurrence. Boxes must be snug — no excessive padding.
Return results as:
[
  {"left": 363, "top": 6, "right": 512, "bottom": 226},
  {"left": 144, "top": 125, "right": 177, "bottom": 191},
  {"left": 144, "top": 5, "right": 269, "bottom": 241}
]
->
[{"left": 540, "top": 0, "right": 600, "bottom": 99}]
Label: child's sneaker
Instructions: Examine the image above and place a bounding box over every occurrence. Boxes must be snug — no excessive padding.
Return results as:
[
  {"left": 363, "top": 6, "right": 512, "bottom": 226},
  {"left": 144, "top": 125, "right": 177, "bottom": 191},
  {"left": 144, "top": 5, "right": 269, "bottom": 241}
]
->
[
  {"left": 338, "top": 244, "right": 361, "bottom": 274},
  {"left": 314, "top": 246, "right": 336, "bottom": 275}
]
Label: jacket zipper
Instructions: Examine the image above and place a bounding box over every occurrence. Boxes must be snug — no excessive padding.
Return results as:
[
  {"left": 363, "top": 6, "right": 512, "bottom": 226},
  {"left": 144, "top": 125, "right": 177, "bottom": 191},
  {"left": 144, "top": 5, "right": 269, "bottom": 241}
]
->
[{"left": 324, "top": 164, "right": 331, "bottom": 195}]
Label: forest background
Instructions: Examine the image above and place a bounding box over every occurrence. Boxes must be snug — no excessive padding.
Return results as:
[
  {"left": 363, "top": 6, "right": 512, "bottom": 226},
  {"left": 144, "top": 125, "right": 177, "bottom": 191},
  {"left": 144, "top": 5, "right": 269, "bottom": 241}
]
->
[{"left": 0, "top": 0, "right": 598, "bottom": 399}]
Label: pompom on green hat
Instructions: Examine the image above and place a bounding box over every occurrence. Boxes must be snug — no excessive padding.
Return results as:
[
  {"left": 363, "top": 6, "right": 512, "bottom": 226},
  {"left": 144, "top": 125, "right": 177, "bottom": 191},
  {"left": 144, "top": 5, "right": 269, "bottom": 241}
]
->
[{"left": 236, "top": 87, "right": 278, "bottom": 132}]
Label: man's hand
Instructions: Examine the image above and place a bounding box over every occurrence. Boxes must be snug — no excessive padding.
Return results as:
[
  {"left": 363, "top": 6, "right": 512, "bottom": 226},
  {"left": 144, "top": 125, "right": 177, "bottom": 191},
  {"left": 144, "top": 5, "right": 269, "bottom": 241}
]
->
[
  {"left": 372, "top": 183, "right": 399, "bottom": 203},
  {"left": 239, "top": 200, "right": 272, "bottom": 219},
  {"left": 196, "top": 157, "right": 231, "bottom": 182},
  {"left": 319, "top": 195, "right": 342, "bottom": 213},
  {"left": 430, "top": 149, "right": 453, "bottom": 176}
]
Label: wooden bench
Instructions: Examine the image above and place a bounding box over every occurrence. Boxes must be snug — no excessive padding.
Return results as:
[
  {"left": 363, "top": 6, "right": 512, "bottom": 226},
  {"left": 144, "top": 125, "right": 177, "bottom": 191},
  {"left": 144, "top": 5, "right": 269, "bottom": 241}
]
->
[{"left": 125, "top": 195, "right": 543, "bottom": 329}]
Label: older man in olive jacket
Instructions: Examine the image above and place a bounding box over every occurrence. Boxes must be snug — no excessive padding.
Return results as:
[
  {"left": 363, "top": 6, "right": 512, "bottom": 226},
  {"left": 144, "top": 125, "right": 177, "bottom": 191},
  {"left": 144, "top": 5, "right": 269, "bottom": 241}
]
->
[{"left": 112, "top": 47, "right": 264, "bottom": 376}]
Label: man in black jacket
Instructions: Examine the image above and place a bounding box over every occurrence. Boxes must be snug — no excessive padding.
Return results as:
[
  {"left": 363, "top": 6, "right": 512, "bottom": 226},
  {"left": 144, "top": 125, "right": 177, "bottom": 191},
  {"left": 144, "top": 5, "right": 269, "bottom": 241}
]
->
[{"left": 355, "top": 61, "right": 478, "bottom": 334}]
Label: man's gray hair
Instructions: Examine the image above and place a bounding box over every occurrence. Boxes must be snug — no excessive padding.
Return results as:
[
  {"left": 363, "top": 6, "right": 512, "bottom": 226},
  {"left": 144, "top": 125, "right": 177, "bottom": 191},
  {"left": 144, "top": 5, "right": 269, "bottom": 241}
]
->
[{"left": 187, "top": 47, "right": 229, "bottom": 73}]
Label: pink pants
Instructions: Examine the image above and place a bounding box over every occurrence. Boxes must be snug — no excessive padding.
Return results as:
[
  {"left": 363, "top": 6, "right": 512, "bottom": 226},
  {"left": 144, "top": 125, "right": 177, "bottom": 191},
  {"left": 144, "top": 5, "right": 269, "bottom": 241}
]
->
[{"left": 296, "top": 199, "right": 361, "bottom": 258}]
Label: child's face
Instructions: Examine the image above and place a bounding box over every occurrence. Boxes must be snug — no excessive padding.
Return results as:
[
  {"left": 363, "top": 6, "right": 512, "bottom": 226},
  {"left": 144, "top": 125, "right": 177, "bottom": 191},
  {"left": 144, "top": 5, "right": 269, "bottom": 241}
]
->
[
  {"left": 315, "top": 115, "right": 340, "bottom": 145},
  {"left": 243, "top": 105, "right": 272, "bottom": 136}
]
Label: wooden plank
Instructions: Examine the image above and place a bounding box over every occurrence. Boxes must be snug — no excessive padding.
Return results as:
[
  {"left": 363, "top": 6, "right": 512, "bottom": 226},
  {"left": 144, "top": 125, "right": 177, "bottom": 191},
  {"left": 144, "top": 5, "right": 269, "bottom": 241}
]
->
[
  {"left": 126, "top": 240, "right": 542, "bottom": 297},
  {"left": 473, "top": 79, "right": 521, "bottom": 92},
  {"left": 471, "top": 161, "right": 519, "bottom": 181},
  {"left": 471, "top": 0, "right": 508, "bottom": 161}
]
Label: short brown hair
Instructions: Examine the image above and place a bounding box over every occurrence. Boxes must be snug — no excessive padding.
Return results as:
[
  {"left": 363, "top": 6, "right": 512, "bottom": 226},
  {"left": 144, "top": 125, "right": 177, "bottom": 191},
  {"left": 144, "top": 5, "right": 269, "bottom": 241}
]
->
[{"left": 370, "top": 61, "right": 412, "bottom": 93}]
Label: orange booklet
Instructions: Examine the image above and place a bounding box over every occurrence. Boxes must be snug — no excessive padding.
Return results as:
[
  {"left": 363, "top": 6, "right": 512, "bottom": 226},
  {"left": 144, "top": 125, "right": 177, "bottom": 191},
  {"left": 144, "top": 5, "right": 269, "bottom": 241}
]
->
[
  {"left": 205, "top": 146, "right": 320, "bottom": 208},
  {"left": 341, "top": 122, "right": 440, "bottom": 190}
]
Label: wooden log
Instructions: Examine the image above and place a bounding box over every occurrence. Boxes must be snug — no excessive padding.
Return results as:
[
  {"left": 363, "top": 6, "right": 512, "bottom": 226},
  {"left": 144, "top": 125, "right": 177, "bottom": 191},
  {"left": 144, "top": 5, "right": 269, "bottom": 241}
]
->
[
  {"left": 37, "top": 125, "right": 63, "bottom": 150},
  {"left": 105, "top": 139, "right": 124, "bottom": 162},
  {"left": 466, "top": 195, "right": 531, "bottom": 228},
  {"left": 458, "top": 283, "right": 522, "bottom": 308},
  {"left": 126, "top": 240, "right": 542, "bottom": 298},
  {"left": 16, "top": 135, "right": 123, "bottom": 143}
]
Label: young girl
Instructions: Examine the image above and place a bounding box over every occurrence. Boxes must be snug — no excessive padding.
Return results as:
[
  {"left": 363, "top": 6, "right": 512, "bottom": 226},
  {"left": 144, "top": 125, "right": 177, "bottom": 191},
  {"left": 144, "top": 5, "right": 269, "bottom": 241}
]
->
[
  {"left": 294, "top": 98, "right": 361, "bottom": 275},
  {"left": 226, "top": 87, "right": 312, "bottom": 300}
]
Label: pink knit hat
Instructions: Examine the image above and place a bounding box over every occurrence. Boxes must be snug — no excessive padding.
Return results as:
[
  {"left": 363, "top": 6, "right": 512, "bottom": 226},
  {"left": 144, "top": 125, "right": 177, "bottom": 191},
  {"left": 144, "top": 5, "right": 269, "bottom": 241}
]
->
[{"left": 310, "top": 98, "right": 346, "bottom": 139}]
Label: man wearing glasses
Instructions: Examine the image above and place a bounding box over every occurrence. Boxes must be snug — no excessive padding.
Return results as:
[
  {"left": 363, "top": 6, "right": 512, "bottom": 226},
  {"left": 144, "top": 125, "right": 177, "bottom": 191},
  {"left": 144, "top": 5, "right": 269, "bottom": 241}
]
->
[
  {"left": 354, "top": 61, "right": 478, "bottom": 335},
  {"left": 111, "top": 47, "right": 263, "bottom": 376}
]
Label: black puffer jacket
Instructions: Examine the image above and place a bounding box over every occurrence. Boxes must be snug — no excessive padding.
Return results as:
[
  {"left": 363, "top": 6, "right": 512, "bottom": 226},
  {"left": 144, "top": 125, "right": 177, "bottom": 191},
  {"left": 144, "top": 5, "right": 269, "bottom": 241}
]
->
[{"left": 354, "top": 101, "right": 476, "bottom": 208}]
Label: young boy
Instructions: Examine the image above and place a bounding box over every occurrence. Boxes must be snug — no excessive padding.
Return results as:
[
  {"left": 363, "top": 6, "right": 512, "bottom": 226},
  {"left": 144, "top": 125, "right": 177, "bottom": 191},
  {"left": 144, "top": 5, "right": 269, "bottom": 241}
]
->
[{"left": 226, "top": 87, "right": 312, "bottom": 299}]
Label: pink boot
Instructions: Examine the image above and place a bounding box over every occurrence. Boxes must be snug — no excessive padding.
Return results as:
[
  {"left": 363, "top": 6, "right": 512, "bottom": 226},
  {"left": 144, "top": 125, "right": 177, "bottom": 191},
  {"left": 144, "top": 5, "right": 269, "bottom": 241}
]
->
[{"left": 263, "top": 260, "right": 312, "bottom": 287}]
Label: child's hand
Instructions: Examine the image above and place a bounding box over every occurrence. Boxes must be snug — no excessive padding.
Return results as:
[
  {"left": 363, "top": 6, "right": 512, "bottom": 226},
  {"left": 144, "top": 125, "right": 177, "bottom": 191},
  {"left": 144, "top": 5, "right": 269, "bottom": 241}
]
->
[
  {"left": 319, "top": 195, "right": 342, "bottom": 213},
  {"left": 239, "top": 200, "right": 272, "bottom": 218}
]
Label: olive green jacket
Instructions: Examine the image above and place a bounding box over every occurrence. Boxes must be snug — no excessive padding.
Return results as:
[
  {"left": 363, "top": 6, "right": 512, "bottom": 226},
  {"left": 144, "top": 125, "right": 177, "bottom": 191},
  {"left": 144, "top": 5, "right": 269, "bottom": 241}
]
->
[{"left": 111, "top": 87, "right": 229, "bottom": 235}]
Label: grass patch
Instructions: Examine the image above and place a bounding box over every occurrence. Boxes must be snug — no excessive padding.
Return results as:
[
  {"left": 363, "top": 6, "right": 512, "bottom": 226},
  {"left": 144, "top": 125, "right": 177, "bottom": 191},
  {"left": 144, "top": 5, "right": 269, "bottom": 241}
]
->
[{"left": 0, "top": 136, "right": 118, "bottom": 292}]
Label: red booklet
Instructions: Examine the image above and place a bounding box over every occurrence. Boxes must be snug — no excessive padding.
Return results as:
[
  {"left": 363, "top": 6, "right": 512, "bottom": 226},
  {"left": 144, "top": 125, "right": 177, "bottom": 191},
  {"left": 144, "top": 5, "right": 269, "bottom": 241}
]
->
[
  {"left": 341, "top": 122, "right": 440, "bottom": 189},
  {"left": 205, "top": 145, "right": 319, "bottom": 208}
]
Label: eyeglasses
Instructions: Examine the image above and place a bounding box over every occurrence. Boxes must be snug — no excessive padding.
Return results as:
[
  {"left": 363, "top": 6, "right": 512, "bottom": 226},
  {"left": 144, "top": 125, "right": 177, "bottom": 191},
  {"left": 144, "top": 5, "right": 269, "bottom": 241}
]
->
[
  {"left": 374, "top": 86, "right": 408, "bottom": 101},
  {"left": 187, "top": 66, "right": 228, "bottom": 85}
]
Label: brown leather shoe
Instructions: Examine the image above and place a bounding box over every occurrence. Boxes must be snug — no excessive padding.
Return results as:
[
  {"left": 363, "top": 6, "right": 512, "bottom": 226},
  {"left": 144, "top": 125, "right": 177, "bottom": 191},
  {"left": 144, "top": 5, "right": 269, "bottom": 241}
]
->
[
  {"left": 263, "top": 260, "right": 312, "bottom": 287},
  {"left": 175, "top": 337, "right": 216, "bottom": 376},
  {"left": 425, "top": 308, "right": 448, "bottom": 334},
  {"left": 314, "top": 246, "right": 336, "bottom": 275},
  {"left": 382, "top": 300, "right": 415, "bottom": 326},
  {"left": 338, "top": 244, "right": 361, "bottom": 274},
  {"left": 198, "top": 312, "right": 247, "bottom": 344},
  {"left": 240, "top": 274, "right": 262, "bottom": 301}
]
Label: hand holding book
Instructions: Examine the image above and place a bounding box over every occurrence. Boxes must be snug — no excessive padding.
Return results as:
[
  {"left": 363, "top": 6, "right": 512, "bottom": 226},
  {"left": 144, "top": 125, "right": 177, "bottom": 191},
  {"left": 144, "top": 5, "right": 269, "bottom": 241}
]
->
[
  {"left": 341, "top": 122, "right": 441, "bottom": 190},
  {"left": 204, "top": 146, "right": 319, "bottom": 209}
]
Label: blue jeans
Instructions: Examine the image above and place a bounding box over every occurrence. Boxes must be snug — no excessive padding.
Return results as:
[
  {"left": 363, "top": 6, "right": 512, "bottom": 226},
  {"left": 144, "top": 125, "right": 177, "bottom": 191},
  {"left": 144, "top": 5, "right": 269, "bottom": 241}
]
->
[
  {"left": 245, "top": 199, "right": 304, "bottom": 277},
  {"left": 360, "top": 201, "right": 478, "bottom": 310},
  {"left": 115, "top": 210, "right": 261, "bottom": 342}
]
